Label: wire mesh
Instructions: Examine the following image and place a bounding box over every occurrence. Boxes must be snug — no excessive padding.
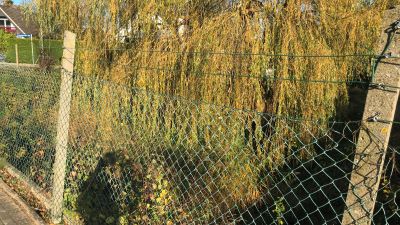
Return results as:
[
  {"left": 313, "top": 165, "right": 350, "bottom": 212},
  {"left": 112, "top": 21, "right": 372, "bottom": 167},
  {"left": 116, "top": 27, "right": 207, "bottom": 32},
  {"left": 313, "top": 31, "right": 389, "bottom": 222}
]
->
[
  {"left": 0, "top": 65, "right": 60, "bottom": 191},
  {"left": 0, "top": 64, "right": 399, "bottom": 225}
]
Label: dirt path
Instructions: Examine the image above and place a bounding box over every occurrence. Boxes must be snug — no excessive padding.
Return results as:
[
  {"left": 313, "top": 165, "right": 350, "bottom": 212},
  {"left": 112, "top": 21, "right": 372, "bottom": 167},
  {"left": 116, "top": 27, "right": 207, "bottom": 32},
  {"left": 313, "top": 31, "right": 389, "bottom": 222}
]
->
[{"left": 0, "top": 180, "right": 45, "bottom": 225}]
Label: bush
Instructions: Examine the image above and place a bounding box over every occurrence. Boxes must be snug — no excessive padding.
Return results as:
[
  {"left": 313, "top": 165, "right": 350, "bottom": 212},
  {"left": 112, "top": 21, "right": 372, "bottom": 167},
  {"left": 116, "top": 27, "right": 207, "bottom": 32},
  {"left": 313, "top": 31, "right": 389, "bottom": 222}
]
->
[{"left": 0, "top": 30, "right": 14, "bottom": 53}]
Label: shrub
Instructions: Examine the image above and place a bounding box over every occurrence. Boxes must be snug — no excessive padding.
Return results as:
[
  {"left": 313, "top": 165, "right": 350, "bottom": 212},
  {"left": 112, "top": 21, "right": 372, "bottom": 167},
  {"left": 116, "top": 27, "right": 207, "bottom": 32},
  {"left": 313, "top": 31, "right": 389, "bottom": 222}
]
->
[{"left": 0, "top": 30, "right": 14, "bottom": 53}]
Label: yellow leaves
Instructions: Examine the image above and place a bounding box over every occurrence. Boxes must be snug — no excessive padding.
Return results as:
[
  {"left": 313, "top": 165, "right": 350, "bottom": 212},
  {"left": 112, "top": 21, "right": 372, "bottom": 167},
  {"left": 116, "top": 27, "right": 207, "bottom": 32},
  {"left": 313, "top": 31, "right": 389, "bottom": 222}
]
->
[
  {"left": 32, "top": 3, "right": 390, "bottom": 223},
  {"left": 16, "top": 148, "right": 27, "bottom": 159},
  {"left": 159, "top": 189, "right": 168, "bottom": 199}
]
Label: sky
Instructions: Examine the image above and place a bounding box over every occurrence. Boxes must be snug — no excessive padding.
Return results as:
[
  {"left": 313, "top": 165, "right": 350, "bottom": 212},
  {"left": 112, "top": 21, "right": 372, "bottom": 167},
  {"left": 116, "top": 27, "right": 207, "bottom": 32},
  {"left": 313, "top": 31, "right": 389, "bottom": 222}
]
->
[{"left": 13, "top": 0, "right": 24, "bottom": 5}]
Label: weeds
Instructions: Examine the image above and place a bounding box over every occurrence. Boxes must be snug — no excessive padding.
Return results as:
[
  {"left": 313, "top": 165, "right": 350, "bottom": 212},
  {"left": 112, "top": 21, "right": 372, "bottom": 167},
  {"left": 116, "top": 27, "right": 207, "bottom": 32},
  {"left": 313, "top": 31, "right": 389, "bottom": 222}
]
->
[{"left": 0, "top": 157, "right": 6, "bottom": 169}]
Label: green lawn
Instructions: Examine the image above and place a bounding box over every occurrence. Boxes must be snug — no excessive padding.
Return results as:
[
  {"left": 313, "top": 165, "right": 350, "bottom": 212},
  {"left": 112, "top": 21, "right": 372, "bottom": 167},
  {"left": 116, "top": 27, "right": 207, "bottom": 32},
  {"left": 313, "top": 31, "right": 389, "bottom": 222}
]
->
[{"left": 5, "top": 38, "right": 63, "bottom": 64}]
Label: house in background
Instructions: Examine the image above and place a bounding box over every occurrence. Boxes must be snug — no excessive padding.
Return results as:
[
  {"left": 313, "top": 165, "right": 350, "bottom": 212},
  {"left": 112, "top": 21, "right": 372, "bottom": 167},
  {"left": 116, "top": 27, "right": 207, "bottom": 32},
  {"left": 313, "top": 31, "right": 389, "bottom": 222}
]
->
[{"left": 0, "top": 5, "right": 38, "bottom": 37}]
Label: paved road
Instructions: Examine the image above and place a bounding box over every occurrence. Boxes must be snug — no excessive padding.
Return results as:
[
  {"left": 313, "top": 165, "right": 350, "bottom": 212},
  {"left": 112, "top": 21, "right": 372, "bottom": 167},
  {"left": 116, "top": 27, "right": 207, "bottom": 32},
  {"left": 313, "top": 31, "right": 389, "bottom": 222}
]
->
[{"left": 0, "top": 180, "right": 45, "bottom": 225}]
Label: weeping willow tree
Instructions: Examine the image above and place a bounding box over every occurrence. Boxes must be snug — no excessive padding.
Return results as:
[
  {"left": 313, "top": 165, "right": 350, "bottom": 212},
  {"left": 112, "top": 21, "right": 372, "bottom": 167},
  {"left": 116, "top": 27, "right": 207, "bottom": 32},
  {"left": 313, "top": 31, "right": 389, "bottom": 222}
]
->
[
  {"left": 29, "top": 0, "right": 387, "bottom": 114},
  {"left": 25, "top": 0, "right": 393, "bottom": 223}
]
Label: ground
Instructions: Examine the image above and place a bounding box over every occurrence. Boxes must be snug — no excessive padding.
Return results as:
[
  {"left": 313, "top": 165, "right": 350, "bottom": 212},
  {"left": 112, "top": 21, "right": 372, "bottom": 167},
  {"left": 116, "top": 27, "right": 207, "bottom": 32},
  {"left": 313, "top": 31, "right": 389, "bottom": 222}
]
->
[
  {"left": 5, "top": 38, "right": 63, "bottom": 64},
  {"left": 0, "top": 180, "right": 45, "bottom": 225}
]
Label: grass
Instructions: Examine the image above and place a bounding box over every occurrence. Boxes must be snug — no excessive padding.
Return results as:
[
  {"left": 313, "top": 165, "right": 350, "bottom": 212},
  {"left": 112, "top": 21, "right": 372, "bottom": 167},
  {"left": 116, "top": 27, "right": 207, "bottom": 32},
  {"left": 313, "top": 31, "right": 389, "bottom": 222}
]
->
[
  {"left": 5, "top": 38, "right": 63, "bottom": 64},
  {"left": 0, "top": 157, "right": 6, "bottom": 169}
]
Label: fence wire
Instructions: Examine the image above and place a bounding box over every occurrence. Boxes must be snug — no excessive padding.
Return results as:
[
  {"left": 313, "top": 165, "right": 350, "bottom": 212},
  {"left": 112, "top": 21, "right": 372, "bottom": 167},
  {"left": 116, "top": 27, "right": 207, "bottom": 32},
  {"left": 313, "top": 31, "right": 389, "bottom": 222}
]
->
[{"left": 0, "top": 64, "right": 399, "bottom": 225}]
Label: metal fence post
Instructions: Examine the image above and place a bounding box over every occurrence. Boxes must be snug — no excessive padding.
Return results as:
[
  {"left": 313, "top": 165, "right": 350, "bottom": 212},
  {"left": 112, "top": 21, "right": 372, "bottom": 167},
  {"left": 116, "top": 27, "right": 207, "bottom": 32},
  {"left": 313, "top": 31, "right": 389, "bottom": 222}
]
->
[{"left": 51, "top": 31, "right": 76, "bottom": 224}]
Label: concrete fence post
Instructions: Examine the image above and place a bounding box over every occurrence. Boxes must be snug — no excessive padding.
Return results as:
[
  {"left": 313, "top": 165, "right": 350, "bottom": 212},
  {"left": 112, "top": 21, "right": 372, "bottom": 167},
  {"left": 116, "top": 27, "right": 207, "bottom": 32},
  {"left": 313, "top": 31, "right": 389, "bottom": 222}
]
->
[
  {"left": 31, "top": 35, "right": 35, "bottom": 64},
  {"left": 51, "top": 30, "right": 76, "bottom": 224},
  {"left": 342, "top": 13, "right": 400, "bottom": 225},
  {"left": 15, "top": 44, "right": 18, "bottom": 66}
]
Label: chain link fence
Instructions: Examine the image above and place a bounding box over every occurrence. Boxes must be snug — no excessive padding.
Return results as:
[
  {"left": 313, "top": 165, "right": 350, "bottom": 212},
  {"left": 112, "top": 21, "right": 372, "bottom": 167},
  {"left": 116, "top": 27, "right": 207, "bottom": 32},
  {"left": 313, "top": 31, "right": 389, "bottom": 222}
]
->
[{"left": 0, "top": 63, "right": 399, "bottom": 224}]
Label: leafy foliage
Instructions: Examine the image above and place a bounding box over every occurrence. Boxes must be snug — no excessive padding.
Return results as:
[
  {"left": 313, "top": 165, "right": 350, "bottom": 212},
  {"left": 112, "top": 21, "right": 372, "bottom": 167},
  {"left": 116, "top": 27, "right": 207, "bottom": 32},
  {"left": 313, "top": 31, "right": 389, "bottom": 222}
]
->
[
  {"left": 6, "top": 0, "right": 398, "bottom": 224},
  {"left": 0, "top": 30, "right": 14, "bottom": 53},
  {"left": 0, "top": 68, "right": 59, "bottom": 189}
]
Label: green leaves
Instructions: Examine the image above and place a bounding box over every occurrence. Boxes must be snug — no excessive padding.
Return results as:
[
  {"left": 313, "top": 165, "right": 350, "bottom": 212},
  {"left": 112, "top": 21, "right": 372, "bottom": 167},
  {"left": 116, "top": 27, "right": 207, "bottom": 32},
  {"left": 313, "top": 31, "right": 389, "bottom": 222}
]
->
[{"left": 0, "top": 30, "right": 14, "bottom": 53}]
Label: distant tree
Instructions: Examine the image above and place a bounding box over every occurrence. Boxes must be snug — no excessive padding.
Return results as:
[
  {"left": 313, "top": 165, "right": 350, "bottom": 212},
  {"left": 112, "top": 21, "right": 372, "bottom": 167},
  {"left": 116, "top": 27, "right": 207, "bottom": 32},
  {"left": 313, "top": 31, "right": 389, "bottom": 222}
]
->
[
  {"left": 2, "top": 0, "right": 14, "bottom": 6},
  {"left": 0, "top": 29, "right": 13, "bottom": 53}
]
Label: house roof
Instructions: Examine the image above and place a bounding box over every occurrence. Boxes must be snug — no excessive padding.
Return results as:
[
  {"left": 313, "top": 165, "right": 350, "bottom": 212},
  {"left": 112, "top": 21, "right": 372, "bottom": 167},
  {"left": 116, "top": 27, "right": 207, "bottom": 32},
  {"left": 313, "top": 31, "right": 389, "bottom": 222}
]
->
[{"left": 0, "top": 5, "right": 38, "bottom": 35}]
